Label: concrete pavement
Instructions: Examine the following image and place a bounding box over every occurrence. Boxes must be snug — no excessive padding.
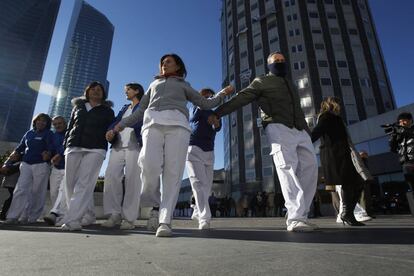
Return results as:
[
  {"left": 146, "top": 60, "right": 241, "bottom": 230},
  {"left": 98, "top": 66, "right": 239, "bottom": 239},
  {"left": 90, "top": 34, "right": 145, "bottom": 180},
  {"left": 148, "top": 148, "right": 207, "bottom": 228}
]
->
[{"left": 0, "top": 215, "right": 413, "bottom": 276}]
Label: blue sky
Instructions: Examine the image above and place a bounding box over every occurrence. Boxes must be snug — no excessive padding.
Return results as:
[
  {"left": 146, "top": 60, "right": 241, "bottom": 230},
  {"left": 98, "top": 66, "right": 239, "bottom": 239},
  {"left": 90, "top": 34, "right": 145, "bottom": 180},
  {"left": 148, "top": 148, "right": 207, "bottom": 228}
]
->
[{"left": 33, "top": 0, "right": 414, "bottom": 175}]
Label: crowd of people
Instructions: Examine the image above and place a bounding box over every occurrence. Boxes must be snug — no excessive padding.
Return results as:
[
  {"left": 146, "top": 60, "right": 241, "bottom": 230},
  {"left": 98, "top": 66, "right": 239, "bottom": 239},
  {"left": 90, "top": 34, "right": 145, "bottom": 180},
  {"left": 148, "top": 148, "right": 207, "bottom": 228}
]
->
[{"left": 1, "top": 52, "right": 412, "bottom": 236}]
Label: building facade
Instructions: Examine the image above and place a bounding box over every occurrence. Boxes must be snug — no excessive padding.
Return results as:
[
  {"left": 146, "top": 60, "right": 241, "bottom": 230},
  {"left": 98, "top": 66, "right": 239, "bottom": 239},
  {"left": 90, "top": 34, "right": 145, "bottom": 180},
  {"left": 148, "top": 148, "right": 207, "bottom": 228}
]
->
[
  {"left": 48, "top": 0, "right": 114, "bottom": 121},
  {"left": 0, "top": 0, "right": 60, "bottom": 143},
  {"left": 220, "top": 0, "right": 395, "bottom": 199}
]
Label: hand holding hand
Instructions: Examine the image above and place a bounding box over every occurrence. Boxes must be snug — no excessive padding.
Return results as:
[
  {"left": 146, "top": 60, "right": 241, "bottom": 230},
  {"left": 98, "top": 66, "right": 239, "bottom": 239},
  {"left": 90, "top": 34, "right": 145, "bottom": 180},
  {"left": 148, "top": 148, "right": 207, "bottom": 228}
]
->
[
  {"left": 51, "top": 154, "right": 62, "bottom": 166},
  {"left": 222, "top": 85, "right": 235, "bottom": 96},
  {"left": 42, "top": 151, "right": 51, "bottom": 161},
  {"left": 207, "top": 114, "right": 220, "bottom": 126},
  {"left": 105, "top": 130, "right": 115, "bottom": 142},
  {"left": 9, "top": 152, "right": 20, "bottom": 162},
  {"left": 113, "top": 123, "right": 124, "bottom": 133}
]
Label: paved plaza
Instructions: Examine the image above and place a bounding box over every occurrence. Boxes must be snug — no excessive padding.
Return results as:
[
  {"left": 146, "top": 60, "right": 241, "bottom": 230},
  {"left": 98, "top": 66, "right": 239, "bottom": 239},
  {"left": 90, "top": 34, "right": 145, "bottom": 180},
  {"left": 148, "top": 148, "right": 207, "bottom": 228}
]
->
[{"left": 0, "top": 215, "right": 413, "bottom": 276}]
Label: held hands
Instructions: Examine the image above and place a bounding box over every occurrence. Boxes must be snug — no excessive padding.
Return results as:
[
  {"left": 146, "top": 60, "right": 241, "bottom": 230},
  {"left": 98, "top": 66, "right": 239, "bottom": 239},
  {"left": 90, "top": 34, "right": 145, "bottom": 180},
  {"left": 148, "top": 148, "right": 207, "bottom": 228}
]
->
[
  {"left": 221, "top": 85, "right": 235, "bottom": 96},
  {"left": 51, "top": 154, "right": 62, "bottom": 166},
  {"left": 9, "top": 151, "right": 20, "bottom": 162},
  {"left": 105, "top": 130, "right": 116, "bottom": 142},
  {"left": 207, "top": 114, "right": 220, "bottom": 127},
  {"left": 42, "top": 151, "right": 51, "bottom": 161}
]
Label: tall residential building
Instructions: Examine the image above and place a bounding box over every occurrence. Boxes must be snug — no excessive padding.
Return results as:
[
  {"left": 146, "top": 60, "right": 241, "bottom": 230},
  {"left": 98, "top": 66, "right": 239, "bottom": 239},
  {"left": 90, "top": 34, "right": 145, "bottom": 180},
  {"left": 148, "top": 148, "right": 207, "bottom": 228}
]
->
[
  {"left": 48, "top": 0, "right": 114, "bottom": 121},
  {"left": 0, "top": 0, "right": 60, "bottom": 143},
  {"left": 220, "top": 0, "right": 395, "bottom": 198}
]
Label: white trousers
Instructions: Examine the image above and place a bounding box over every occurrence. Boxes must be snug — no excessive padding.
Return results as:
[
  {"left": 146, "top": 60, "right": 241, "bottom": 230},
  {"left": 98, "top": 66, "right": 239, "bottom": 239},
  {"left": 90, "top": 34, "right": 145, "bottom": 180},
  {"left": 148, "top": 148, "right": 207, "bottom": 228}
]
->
[
  {"left": 49, "top": 167, "right": 65, "bottom": 207},
  {"left": 63, "top": 151, "right": 104, "bottom": 224},
  {"left": 103, "top": 147, "right": 141, "bottom": 222},
  {"left": 139, "top": 124, "right": 190, "bottom": 224},
  {"left": 265, "top": 123, "right": 318, "bottom": 225},
  {"left": 186, "top": 145, "right": 214, "bottom": 223},
  {"left": 7, "top": 162, "right": 50, "bottom": 221},
  {"left": 50, "top": 173, "right": 67, "bottom": 216}
]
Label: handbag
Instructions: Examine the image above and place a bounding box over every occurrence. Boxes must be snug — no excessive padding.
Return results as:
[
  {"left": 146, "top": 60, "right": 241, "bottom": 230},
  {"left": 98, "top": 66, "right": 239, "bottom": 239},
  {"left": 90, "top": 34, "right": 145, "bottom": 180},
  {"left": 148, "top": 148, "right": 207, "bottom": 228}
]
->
[{"left": 347, "top": 136, "right": 373, "bottom": 181}]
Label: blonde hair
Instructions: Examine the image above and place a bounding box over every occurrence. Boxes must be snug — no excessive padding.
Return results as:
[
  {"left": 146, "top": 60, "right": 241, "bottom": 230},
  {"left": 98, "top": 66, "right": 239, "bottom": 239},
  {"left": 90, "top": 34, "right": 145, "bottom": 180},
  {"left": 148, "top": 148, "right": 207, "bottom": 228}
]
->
[{"left": 320, "top": 96, "right": 341, "bottom": 115}]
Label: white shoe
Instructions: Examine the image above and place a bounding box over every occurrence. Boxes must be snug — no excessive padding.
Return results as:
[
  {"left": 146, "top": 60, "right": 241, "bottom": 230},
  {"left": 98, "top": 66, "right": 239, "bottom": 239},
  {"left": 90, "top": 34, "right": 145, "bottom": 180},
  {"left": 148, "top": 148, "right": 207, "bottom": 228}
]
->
[
  {"left": 147, "top": 209, "right": 159, "bottom": 232},
  {"left": 287, "top": 221, "right": 315, "bottom": 232},
  {"left": 336, "top": 216, "right": 343, "bottom": 224},
  {"left": 120, "top": 220, "right": 135, "bottom": 230},
  {"left": 305, "top": 221, "right": 319, "bottom": 230},
  {"left": 101, "top": 214, "right": 122, "bottom": 228},
  {"left": 80, "top": 215, "right": 96, "bottom": 226},
  {"left": 155, "top": 224, "right": 172, "bottom": 237},
  {"left": 61, "top": 221, "right": 82, "bottom": 231},
  {"left": 355, "top": 214, "right": 372, "bottom": 222},
  {"left": 43, "top": 213, "right": 57, "bottom": 226},
  {"left": 191, "top": 212, "right": 199, "bottom": 221},
  {"left": 198, "top": 221, "right": 210, "bottom": 230}
]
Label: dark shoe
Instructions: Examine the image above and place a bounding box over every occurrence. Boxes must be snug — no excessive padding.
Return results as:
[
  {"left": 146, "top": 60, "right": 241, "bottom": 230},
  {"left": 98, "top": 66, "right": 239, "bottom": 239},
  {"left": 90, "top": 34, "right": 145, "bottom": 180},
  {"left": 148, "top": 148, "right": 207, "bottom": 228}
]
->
[{"left": 341, "top": 213, "right": 365, "bottom": 226}]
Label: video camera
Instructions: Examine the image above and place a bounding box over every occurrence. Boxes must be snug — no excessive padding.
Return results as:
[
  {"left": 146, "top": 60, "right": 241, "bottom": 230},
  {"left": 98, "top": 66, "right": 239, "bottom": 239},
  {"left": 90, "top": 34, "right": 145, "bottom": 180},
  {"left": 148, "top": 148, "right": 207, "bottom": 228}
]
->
[{"left": 381, "top": 123, "right": 410, "bottom": 135}]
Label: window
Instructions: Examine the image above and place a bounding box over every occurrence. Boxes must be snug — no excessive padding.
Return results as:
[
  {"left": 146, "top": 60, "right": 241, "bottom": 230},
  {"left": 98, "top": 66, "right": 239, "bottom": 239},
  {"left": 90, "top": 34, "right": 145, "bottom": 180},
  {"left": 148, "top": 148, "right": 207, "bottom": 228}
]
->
[
  {"left": 269, "top": 36, "right": 278, "bottom": 43},
  {"left": 251, "top": 3, "right": 258, "bottom": 10},
  {"left": 349, "top": 28, "right": 358, "bottom": 35},
  {"left": 289, "top": 30, "right": 294, "bottom": 37},
  {"left": 237, "top": 0, "right": 244, "bottom": 7},
  {"left": 321, "top": 78, "right": 332, "bottom": 85},
  {"left": 315, "top": 43, "right": 325, "bottom": 49},
  {"left": 268, "top": 20, "right": 277, "bottom": 30},
  {"left": 331, "top": 27, "right": 340, "bottom": 35},
  {"left": 318, "top": 60, "right": 328, "bottom": 67},
  {"left": 294, "top": 62, "right": 299, "bottom": 70},
  {"left": 360, "top": 78, "right": 371, "bottom": 87},
  {"left": 300, "top": 61, "right": 305, "bottom": 69},
  {"left": 240, "top": 51, "right": 248, "bottom": 58},
  {"left": 337, "top": 60, "right": 348, "bottom": 68},
  {"left": 297, "top": 44, "right": 303, "bottom": 52},
  {"left": 309, "top": 12, "right": 319, "bottom": 18},
  {"left": 312, "top": 28, "right": 322, "bottom": 34},
  {"left": 340, "top": 78, "right": 351, "bottom": 86},
  {"left": 287, "top": 15, "right": 292, "bottom": 21},
  {"left": 256, "top": 59, "right": 263, "bottom": 66},
  {"left": 292, "top": 46, "right": 297, "bottom": 53},
  {"left": 327, "top": 12, "right": 337, "bottom": 19},
  {"left": 254, "top": 43, "right": 262, "bottom": 51},
  {"left": 291, "top": 0, "right": 296, "bottom": 5},
  {"left": 296, "top": 77, "right": 309, "bottom": 89},
  {"left": 237, "top": 11, "right": 245, "bottom": 20},
  {"left": 295, "top": 29, "right": 300, "bottom": 35},
  {"left": 285, "top": 1, "right": 290, "bottom": 7},
  {"left": 293, "top": 14, "right": 298, "bottom": 20}
]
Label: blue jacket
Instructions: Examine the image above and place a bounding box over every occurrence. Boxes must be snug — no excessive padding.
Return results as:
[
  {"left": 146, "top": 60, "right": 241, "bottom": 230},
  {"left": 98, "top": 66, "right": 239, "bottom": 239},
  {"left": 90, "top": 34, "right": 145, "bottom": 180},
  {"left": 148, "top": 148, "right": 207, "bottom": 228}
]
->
[
  {"left": 52, "top": 131, "right": 65, "bottom": 169},
  {"left": 108, "top": 104, "right": 143, "bottom": 147},
  {"left": 15, "top": 129, "right": 54, "bottom": 165},
  {"left": 189, "top": 106, "right": 221, "bottom": 152}
]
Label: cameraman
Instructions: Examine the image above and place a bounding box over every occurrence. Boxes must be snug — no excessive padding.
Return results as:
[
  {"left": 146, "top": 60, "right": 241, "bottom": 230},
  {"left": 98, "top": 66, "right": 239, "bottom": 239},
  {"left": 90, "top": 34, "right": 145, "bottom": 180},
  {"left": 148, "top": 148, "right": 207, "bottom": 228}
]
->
[{"left": 389, "top": 112, "right": 414, "bottom": 192}]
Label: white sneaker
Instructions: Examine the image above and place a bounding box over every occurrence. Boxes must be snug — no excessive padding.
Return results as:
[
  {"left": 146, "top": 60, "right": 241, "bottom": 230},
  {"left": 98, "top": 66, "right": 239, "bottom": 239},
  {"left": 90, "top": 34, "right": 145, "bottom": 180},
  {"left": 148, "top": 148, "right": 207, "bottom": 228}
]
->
[
  {"left": 147, "top": 209, "right": 159, "bottom": 232},
  {"left": 287, "top": 221, "right": 315, "bottom": 232},
  {"left": 155, "top": 224, "right": 172, "bottom": 237},
  {"left": 120, "top": 220, "right": 135, "bottom": 230},
  {"left": 43, "top": 213, "right": 57, "bottom": 226},
  {"left": 355, "top": 214, "right": 372, "bottom": 222},
  {"left": 61, "top": 221, "right": 82, "bottom": 231},
  {"left": 336, "top": 215, "right": 343, "bottom": 224},
  {"left": 80, "top": 215, "right": 96, "bottom": 226},
  {"left": 199, "top": 221, "right": 210, "bottom": 230},
  {"left": 191, "top": 212, "right": 199, "bottom": 221},
  {"left": 101, "top": 214, "right": 122, "bottom": 228}
]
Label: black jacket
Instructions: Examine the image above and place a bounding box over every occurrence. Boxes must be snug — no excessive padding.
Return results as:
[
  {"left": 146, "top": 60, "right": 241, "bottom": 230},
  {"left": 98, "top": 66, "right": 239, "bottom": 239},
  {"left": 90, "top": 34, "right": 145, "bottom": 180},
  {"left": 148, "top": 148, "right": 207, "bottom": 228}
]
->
[
  {"left": 389, "top": 126, "right": 414, "bottom": 164},
  {"left": 64, "top": 97, "right": 115, "bottom": 151},
  {"left": 311, "top": 112, "right": 362, "bottom": 187}
]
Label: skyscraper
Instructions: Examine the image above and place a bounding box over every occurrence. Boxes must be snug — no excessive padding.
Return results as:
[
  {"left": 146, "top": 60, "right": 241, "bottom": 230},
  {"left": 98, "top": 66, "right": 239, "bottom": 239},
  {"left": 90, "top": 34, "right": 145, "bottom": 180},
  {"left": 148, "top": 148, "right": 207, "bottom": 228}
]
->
[
  {"left": 48, "top": 1, "right": 114, "bottom": 121},
  {"left": 220, "top": 0, "right": 395, "bottom": 198},
  {"left": 0, "top": 0, "right": 60, "bottom": 143}
]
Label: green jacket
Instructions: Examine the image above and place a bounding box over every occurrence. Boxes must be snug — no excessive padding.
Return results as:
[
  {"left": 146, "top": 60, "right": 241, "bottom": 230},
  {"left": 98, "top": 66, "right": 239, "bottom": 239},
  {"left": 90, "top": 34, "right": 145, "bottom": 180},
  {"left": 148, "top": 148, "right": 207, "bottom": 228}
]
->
[{"left": 215, "top": 74, "right": 309, "bottom": 130}]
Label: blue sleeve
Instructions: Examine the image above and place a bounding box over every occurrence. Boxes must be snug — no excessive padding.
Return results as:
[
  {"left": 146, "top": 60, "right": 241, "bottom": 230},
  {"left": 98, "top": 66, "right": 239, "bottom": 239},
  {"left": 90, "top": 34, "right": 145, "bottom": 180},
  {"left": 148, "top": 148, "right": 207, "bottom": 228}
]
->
[
  {"left": 15, "top": 132, "right": 28, "bottom": 154},
  {"left": 107, "top": 107, "right": 125, "bottom": 131}
]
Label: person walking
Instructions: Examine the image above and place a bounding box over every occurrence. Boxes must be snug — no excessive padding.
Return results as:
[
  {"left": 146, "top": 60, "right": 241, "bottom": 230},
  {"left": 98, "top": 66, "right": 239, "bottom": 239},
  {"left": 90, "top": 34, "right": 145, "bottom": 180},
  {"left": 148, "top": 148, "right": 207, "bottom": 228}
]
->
[
  {"left": 114, "top": 53, "right": 234, "bottom": 237},
  {"left": 208, "top": 52, "right": 318, "bottom": 232},
  {"left": 61, "top": 81, "right": 115, "bottom": 231},
  {"left": 186, "top": 88, "right": 221, "bottom": 230},
  {"left": 102, "top": 82, "right": 145, "bottom": 230}
]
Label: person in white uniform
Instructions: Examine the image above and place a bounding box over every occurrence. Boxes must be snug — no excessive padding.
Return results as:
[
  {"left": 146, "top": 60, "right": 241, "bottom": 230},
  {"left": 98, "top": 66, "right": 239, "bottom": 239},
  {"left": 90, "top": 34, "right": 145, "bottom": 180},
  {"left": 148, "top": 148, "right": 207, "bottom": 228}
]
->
[
  {"left": 5, "top": 113, "right": 53, "bottom": 224},
  {"left": 102, "top": 82, "right": 145, "bottom": 230},
  {"left": 114, "top": 53, "right": 234, "bottom": 237},
  {"left": 61, "top": 81, "right": 115, "bottom": 231},
  {"left": 208, "top": 52, "right": 319, "bottom": 232},
  {"left": 186, "top": 88, "right": 221, "bottom": 230}
]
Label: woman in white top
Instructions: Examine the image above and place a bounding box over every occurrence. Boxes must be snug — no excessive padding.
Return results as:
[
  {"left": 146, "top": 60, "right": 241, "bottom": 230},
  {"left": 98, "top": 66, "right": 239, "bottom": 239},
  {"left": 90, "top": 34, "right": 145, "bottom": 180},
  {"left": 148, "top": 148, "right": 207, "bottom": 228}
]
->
[{"left": 115, "top": 54, "right": 233, "bottom": 237}]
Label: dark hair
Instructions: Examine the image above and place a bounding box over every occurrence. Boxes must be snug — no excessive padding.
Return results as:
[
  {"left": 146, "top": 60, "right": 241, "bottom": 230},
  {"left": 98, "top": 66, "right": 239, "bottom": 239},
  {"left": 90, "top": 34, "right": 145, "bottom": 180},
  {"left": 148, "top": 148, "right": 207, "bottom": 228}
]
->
[
  {"left": 159, "top": 53, "right": 187, "bottom": 78},
  {"left": 125, "top": 82, "right": 144, "bottom": 101},
  {"left": 84, "top": 81, "right": 106, "bottom": 102},
  {"left": 200, "top": 88, "right": 215, "bottom": 96},
  {"left": 397, "top": 112, "right": 413, "bottom": 121},
  {"left": 32, "top": 113, "right": 52, "bottom": 130}
]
